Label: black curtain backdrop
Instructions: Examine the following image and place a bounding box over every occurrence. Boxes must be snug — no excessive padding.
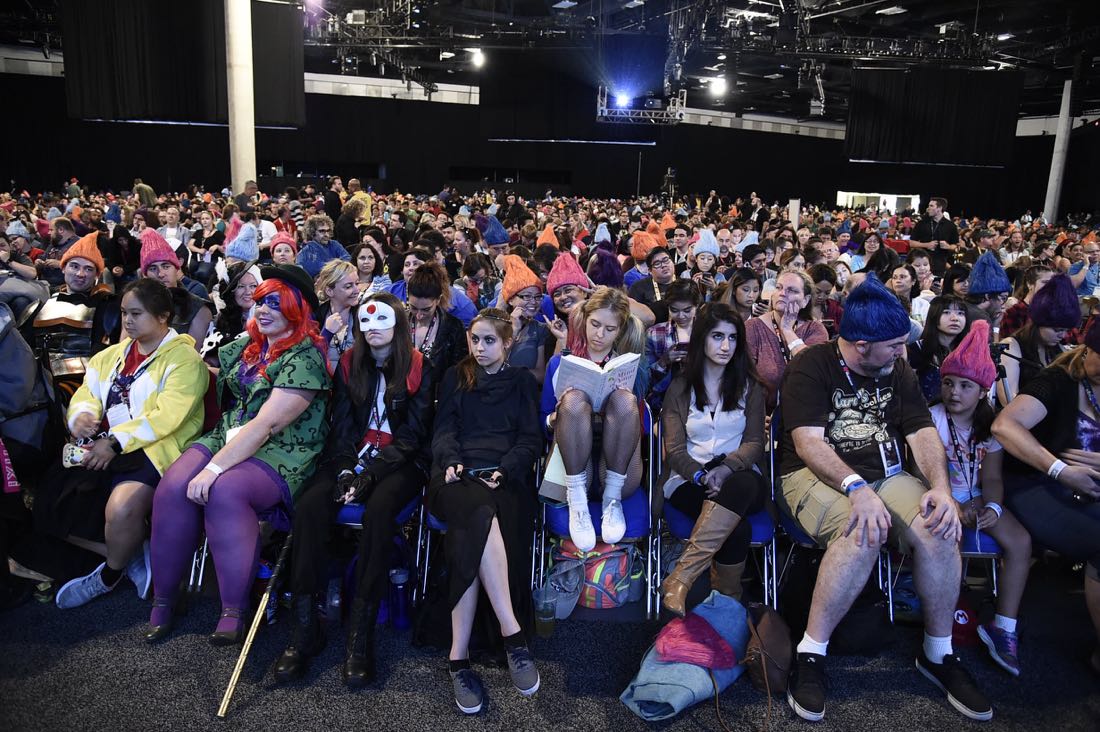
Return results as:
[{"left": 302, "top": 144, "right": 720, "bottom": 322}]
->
[
  {"left": 846, "top": 68, "right": 1023, "bottom": 167},
  {"left": 4, "top": 74, "right": 1095, "bottom": 219},
  {"left": 59, "top": 0, "right": 304, "bottom": 127}
]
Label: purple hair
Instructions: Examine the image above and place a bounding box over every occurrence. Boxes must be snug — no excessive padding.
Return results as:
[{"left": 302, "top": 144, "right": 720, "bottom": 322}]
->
[{"left": 586, "top": 243, "right": 624, "bottom": 288}]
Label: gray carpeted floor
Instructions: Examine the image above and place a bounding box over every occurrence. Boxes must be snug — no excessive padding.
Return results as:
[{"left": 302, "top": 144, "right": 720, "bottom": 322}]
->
[{"left": 1, "top": 559, "right": 1098, "bottom": 732}]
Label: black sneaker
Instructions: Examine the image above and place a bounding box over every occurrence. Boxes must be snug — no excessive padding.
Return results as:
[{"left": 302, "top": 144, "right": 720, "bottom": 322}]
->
[
  {"left": 915, "top": 653, "right": 993, "bottom": 721},
  {"left": 787, "top": 652, "right": 827, "bottom": 722}
]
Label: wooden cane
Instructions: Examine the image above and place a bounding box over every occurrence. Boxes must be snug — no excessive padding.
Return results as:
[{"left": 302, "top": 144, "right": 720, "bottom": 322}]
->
[{"left": 217, "top": 532, "right": 293, "bottom": 719}]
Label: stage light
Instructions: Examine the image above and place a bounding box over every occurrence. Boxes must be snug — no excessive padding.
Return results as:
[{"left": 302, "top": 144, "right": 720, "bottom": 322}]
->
[
  {"left": 710, "top": 77, "right": 727, "bottom": 96},
  {"left": 615, "top": 93, "right": 631, "bottom": 108},
  {"left": 471, "top": 49, "right": 485, "bottom": 68}
]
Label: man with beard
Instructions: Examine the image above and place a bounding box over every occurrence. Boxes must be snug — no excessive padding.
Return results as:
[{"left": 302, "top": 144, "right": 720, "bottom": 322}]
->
[
  {"left": 32, "top": 232, "right": 121, "bottom": 407},
  {"left": 780, "top": 275, "right": 990, "bottom": 724},
  {"left": 37, "top": 217, "right": 80, "bottom": 289}
]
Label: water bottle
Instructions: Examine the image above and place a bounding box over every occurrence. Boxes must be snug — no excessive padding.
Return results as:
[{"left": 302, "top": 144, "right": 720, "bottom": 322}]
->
[
  {"left": 325, "top": 575, "right": 343, "bottom": 622},
  {"left": 389, "top": 567, "right": 410, "bottom": 631}
]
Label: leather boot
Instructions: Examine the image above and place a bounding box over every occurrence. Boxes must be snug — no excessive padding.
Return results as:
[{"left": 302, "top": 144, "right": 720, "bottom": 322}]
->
[
  {"left": 342, "top": 597, "right": 378, "bottom": 688},
  {"left": 274, "top": 594, "right": 326, "bottom": 683},
  {"left": 710, "top": 560, "right": 747, "bottom": 602},
  {"left": 661, "top": 501, "right": 741, "bottom": 617}
]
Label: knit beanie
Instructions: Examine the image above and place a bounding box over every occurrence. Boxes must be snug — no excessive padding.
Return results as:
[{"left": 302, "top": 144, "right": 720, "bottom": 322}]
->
[
  {"left": 546, "top": 251, "right": 588, "bottom": 295},
  {"left": 536, "top": 224, "right": 558, "bottom": 249},
  {"left": 693, "top": 229, "right": 720, "bottom": 259},
  {"left": 476, "top": 214, "right": 509, "bottom": 245},
  {"left": 105, "top": 203, "right": 122, "bottom": 224},
  {"left": 839, "top": 274, "right": 912, "bottom": 343},
  {"left": 60, "top": 231, "right": 105, "bottom": 274},
  {"left": 268, "top": 231, "right": 297, "bottom": 256},
  {"left": 660, "top": 212, "right": 677, "bottom": 232},
  {"left": 631, "top": 231, "right": 657, "bottom": 261},
  {"left": 227, "top": 222, "right": 259, "bottom": 262},
  {"left": 5, "top": 220, "right": 30, "bottom": 240},
  {"left": 594, "top": 222, "right": 611, "bottom": 244},
  {"left": 1029, "top": 274, "right": 1080, "bottom": 329},
  {"left": 967, "top": 251, "right": 1012, "bottom": 296},
  {"left": 500, "top": 254, "right": 543, "bottom": 304},
  {"left": 139, "top": 228, "right": 180, "bottom": 273},
  {"left": 940, "top": 320, "right": 997, "bottom": 389}
]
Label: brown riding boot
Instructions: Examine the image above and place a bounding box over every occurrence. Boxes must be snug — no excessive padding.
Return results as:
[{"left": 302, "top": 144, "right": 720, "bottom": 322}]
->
[
  {"left": 661, "top": 501, "right": 741, "bottom": 617},
  {"left": 710, "top": 560, "right": 747, "bottom": 601}
]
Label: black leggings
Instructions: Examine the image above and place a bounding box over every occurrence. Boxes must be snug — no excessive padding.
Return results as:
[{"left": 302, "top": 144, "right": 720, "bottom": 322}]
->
[
  {"left": 666, "top": 469, "right": 766, "bottom": 565},
  {"left": 1004, "top": 471, "right": 1100, "bottom": 577},
  {"left": 289, "top": 462, "right": 425, "bottom": 602}
]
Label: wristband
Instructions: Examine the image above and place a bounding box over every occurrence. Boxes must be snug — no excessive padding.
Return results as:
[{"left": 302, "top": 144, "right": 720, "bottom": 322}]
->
[
  {"left": 206, "top": 462, "right": 225, "bottom": 476},
  {"left": 840, "top": 474, "right": 864, "bottom": 492},
  {"left": 693, "top": 470, "right": 708, "bottom": 485},
  {"left": 844, "top": 479, "right": 869, "bottom": 496},
  {"left": 1047, "top": 459, "right": 1068, "bottom": 480},
  {"left": 108, "top": 435, "right": 124, "bottom": 454},
  {"left": 984, "top": 501, "right": 1003, "bottom": 518},
  {"left": 787, "top": 338, "right": 804, "bottom": 350}
]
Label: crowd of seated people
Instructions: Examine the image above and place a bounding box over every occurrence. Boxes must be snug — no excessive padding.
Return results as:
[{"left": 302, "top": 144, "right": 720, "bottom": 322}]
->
[{"left": 1, "top": 180, "right": 1099, "bottom": 721}]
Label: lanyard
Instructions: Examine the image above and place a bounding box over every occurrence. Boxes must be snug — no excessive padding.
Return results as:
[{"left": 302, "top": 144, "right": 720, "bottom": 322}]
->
[
  {"left": 358, "top": 374, "right": 388, "bottom": 462},
  {"left": 946, "top": 415, "right": 979, "bottom": 499},
  {"left": 411, "top": 308, "right": 438, "bottom": 353},
  {"left": 651, "top": 277, "right": 663, "bottom": 303},
  {"left": 835, "top": 342, "right": 903, "bottom": 477},
  {"left": 772, "top": 314, "right": 793, "bottom": 363},
  {"left": 107, "top": 344, "right": 157, "bottom": 408},
  {"left": 1083, "top": 379, "right": 1100, "bottom": 419}
]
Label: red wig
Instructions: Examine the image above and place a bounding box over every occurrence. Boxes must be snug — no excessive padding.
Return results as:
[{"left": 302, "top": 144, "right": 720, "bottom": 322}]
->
[{"left": 243, "top": 279, "right": 326, "bottom": 377}]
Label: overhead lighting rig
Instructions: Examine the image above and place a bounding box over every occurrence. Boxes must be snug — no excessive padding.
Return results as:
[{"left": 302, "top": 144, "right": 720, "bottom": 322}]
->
[{"left": 596, "top": 86, "right": 687, "bottom": 124}]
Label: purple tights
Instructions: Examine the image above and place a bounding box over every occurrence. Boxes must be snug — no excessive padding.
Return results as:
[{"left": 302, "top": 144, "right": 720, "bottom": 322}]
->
[{"left": 150, "top": 446, "right": 284, "bottom": 630}]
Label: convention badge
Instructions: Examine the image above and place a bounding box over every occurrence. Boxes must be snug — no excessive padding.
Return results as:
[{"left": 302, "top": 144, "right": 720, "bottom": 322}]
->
[
  {"left": 357, "top": 300, "right": 397, "bottom": 332},
  {"left": 880, "top": 439, "right": 903, "bottom": 478},
  {"left": 106, "top": 402, "right": 132, "bottom": 429}
]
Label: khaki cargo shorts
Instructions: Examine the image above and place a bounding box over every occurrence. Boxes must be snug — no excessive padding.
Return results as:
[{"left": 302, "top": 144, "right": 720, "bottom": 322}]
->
[{"left": 780, "top": 468, "right": 926, "bottom": 553}]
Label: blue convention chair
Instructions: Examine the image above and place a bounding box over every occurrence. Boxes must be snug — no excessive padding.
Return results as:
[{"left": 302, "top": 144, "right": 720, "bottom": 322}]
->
[
  {"left": 960, "top": 527, "right": 1001, "bottom": 598},
  {"left": 536, "top": 401, "right": 657, "bottom": 618},
  {"left": 335, "top": 494, "right": 425, "bottom": 604}
]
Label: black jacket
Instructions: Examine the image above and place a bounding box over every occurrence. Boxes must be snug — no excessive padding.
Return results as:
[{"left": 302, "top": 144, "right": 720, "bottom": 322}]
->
[
  {"left": 422, "top": 311, "right": 469, "bottom": 395},
  {"left": 323, "top": 347, "right": 435, "bottom": 479},
  {"left": 431, "top": 364, "right": 541, "bottom": 484}
]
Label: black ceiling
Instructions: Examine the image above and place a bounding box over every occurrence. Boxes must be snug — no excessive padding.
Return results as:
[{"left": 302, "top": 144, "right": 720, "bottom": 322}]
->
[{"left": 6, "top": 0, "right": 1100, "bottom": 123}]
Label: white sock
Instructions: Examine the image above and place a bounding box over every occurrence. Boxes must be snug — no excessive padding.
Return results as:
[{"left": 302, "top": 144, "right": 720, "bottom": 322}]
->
[
  {"left": 992, "top": 614, "right": 1017, "bottom": 633},
  {"left": 565, "top": 473, "right": 588, "bottom": 502},
  {"left": 796, "top": 633, "right": 828, "bottom": 657},
  {"left": 923, "top": 633, "right": 953, "bottom": 664},
  {"left": 602, "top": 471, "right": 627, "bottom": 504}
]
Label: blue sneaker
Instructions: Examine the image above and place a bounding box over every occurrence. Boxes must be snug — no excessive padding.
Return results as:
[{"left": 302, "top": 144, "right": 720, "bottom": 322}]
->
[
  {"left": 126, "top": 541, "right": 152, "bottom": 600},
  {"left": 55, "top": 563, "right": 118, "bottom": 609},
  {"left": 978, "top": 623, "right": 1020, "bottom": 677}
]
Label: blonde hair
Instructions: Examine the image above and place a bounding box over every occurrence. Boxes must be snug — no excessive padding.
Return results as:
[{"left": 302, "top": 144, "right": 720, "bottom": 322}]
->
[
  {"left": 1052, "top": 344, "right": 1088, "bottom": 381},
  {"left": 315, "top": 259, "right": 357, "bottom": 304},
  {"left": 567, "top": 286, "right": 645, "bottom": 358}
]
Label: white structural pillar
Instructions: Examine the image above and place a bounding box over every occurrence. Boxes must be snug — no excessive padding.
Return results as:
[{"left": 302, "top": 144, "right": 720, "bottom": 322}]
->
[
  {"left": 789, "top": 198, "right": 801, "bottom": 226},
  {"left": 225, "top": 0, "right": 256, "bottom": 195},
  {"left": 1043, "top": 79, "right": 1073, "bottom": 224}
]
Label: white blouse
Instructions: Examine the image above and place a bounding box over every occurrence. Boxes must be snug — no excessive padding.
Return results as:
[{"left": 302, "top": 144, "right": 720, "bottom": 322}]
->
[{"left": 663, "top": 392, "right": 750, "bottom": 498}]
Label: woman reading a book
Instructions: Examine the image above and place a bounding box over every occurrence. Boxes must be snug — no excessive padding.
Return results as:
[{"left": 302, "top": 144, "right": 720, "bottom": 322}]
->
[
  {"left": 429, "top": 308, "right": 543, "bottom": 713},
  {"left": 659, "top": 302, "right": 765, "bottom": 616},
  {"left": 540, "top": 287, "right": 647, "bottom": 553}
]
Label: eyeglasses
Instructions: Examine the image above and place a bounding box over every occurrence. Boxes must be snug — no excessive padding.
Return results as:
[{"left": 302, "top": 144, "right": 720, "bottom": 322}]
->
[
  {"left": 514, "top": 293, "right": 541, "bottom": 302},
  {"left": 650, "top": 257, "right": 673, "bottom": 268}
]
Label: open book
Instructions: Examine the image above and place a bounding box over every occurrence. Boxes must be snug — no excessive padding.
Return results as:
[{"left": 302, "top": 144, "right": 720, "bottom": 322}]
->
[{"left": 554, "top": 352, "right": 640, "bottom": 413}]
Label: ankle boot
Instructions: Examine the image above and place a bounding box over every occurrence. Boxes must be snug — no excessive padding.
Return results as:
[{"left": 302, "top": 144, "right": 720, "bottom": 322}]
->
[
  {"left": 274, "top": 594, "right": 326, "bottom": 683},
  {"left": 342, "top": 597, "right": 378, "bottom": 688},
  {"left": 661, "top": 501, "right": 741, "bottom": 617},
  {"left": 710, "top": 560, "right": 747, "bottom": 602}
]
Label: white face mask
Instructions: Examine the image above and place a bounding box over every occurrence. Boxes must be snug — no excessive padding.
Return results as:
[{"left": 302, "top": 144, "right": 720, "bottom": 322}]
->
[{"left": 357, "top": 300, "right": 397, "bottom": 332}]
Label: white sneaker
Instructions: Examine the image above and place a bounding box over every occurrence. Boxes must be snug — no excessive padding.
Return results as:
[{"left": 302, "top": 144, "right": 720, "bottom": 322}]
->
[
  {"left": 567, "top": 489, "right": 596, "bottom": 552},
  {"left": 601, "top": 498, "right": 626, "bottom": 544},
  {"left": 126, "top": 540, "right": 152, "bottom": 600},
  {"left": 55, "top": 563, "right": 116, "bottom": 609}
]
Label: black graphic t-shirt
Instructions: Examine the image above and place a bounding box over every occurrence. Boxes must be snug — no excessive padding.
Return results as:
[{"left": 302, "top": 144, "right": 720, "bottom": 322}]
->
[{"left": 779, "top": 342, "right": 933, "bottom": 482}]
